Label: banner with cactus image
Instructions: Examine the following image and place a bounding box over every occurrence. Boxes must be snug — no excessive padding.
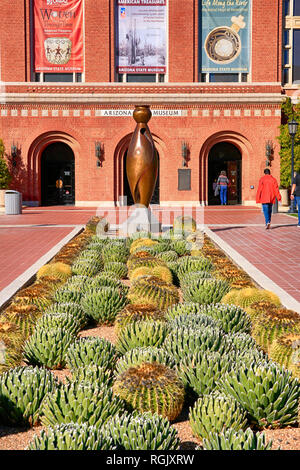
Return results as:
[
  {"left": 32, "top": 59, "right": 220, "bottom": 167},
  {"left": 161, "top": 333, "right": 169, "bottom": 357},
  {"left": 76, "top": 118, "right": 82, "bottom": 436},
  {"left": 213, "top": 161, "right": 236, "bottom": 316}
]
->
[
  {"left": 201, "top": 0, "right": 251, "bottom": 73},
  {"left": 116, "top": 0, "right": 167, "bottom": 74}
]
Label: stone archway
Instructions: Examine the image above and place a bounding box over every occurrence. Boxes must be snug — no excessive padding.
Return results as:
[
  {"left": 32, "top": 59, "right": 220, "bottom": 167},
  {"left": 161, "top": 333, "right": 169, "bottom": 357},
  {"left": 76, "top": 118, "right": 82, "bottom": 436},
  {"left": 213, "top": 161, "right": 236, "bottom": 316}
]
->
[
  {"left": 27, "top": 131, "right": 80, "bottom": 205},
  {"left": 199, "top": 131, "right": 253, "bottom": 205}
]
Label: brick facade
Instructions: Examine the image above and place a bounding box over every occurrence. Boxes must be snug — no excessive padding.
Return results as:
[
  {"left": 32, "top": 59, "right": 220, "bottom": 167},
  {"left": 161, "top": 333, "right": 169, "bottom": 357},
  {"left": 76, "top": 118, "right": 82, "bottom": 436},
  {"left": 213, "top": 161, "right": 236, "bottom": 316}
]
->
[{"left": 0, "top": 0, "right": 285, "bottom": 206}]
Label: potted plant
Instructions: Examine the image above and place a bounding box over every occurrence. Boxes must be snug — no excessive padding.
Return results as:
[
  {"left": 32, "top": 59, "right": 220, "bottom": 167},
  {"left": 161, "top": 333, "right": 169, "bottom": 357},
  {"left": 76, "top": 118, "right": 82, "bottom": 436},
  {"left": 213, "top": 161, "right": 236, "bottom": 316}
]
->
[{"left": 0, "top": 140, "right": 12, "bottom": 208}]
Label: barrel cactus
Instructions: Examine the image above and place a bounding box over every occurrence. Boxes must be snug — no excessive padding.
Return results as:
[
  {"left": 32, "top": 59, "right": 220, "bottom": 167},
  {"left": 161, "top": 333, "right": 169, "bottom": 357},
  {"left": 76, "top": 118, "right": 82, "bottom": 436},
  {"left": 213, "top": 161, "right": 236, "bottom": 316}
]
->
[
  {"left": 70, "top": 364, "right": 114, "bottom": 388},
  {"left": 0, "top": 366, "right": 57, "bottom": 426},
  {"left": 41, "top": 382, "right": 126, "bottom": 428},
  {"left": 218, "top": 360, "right": 300, "bottom": 428},
  {"left": 81, "top": 287, "right": 128, "bottom": 326},
  {"left": 173, "top": 216, "right": 197, "bottom": 233},
  {"left": 45, "top": 302, "right": 87, "bottom": 327},
  {"left": 182, "top": 278, "right": 230, "bottom": 305},
  {"left": 116, "top": 320, "right": 170, "bottom": 355},
  {"left": 23, "top": 327, "right": 76, "bottom": 370},
  {"left": 130, "top": 238, "right": 158, "bottom": 254},
  {"left": 35, "top": 312, "right": 81, "bottom": 336},
  {"left": 0, "top": 320, "right": 23, "bottom": 372},
  {"left": 189, "top": 393, "right": 248, "bottom": 440},
  {"left": 198, "top": 303, "right": 252, "bottom": 334},
  {"left": 269, "top": 334, "right": 300, "bottom": 369},
  {"left": 102, "top": 244, "right": 129, "bottom": 263},
  {"left": 222, "top": 287, "right": 281, "bottom": 309},
  {"left": 115, "top": 304, "right": 166, "bottom": 336},
  {"left": 37, "top": 262, "right": 72, "bottom": 281},
  {"left": 157, "top": 250, "right": 179, "bottom": 263},
  {"left": 2, "top": 303, "right": 41, "bottom": 339},
  {"left": 66, "top": 336, "right": 118, "bottom": 371},
  {"left": 27, "top": 423, "right": 115, "bottom": 450},
  {"left": 14, "top": 284, "right": 53, "bottom": 310},
  {"left": 103, "top": 262, "right": 128, "bottom": 279},
  {"left": 128, "top": 276, "right": 179, "bottom": 310},
  {"left": 103, "top": 411, "right": 180, "bottom": 450},
  {"left": 115, "top": 346, "right": 176, "bottom": 376},
  {"left": 202, "top": 428, "right": 274, "bottom": 451},
  {"left": 113, "top": 362, "right": 185, "bottom": 421},
  {"left": 127, "top": 255, "right": 166, "bottom": 274}
]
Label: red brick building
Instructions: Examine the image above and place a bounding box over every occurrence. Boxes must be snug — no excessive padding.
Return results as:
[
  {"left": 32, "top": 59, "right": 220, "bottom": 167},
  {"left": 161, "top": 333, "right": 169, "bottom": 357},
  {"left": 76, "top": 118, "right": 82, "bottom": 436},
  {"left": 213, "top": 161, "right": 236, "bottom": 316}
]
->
[{"left": 0, "top": 0, "right": 295, "bottom": 207}]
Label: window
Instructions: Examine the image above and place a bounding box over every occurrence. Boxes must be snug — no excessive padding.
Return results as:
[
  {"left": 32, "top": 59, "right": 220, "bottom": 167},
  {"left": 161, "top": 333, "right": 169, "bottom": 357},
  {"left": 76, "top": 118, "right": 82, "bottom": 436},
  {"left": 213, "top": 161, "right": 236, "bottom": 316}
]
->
[
  {"left": 294, "top": 0, "right": 300, "bottom": 15},
  {"left": 293, "top": 29, "right": 300, "bottom": 82},
  {"left": 285, "top": 0, "right": 291, "bottom": 15},
  {"left": 35, "top": 73, "right": 83, "bottom": 83},
  {"left": 118, "top": 74, "right": 165, "bottom": 83},
  {"left": 210, "top": 74, "right": 239, "bottom": 83}
]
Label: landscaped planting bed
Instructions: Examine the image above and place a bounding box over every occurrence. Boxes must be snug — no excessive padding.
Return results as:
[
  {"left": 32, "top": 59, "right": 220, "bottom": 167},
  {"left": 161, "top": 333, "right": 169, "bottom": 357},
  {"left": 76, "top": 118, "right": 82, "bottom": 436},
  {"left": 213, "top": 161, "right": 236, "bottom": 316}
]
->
[{"left": 0, "top": 216, "right": 300, "bottom": 451}]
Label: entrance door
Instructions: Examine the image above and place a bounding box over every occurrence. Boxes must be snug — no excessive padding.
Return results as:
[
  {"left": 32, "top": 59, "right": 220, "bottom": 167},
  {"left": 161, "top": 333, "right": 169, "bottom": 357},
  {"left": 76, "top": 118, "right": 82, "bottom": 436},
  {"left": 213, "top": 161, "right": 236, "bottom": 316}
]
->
[
  {"left": 41, "top": 142, "right": 75, "bottom": 206},
  {"left": 208, "top": 142, "right": 242, "bottom": 205},
  {"left": 122, "top": 150, "right": 160, "bottom": 205}
]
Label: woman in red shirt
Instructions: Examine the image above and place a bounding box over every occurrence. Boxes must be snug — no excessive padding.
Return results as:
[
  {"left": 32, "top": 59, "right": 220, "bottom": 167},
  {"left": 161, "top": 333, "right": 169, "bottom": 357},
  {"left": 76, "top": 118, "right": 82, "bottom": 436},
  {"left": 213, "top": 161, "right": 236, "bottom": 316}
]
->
[{"left": 256, "top": 169, "right": 281, "bottom": 229}]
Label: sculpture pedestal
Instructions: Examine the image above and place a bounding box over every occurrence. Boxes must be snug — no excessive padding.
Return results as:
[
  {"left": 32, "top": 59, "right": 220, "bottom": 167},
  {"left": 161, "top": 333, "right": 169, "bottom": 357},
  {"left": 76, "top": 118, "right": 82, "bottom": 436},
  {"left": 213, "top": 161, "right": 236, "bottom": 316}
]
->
[{"left": 120, "top": 205, "right": 161, "bottom": 236}]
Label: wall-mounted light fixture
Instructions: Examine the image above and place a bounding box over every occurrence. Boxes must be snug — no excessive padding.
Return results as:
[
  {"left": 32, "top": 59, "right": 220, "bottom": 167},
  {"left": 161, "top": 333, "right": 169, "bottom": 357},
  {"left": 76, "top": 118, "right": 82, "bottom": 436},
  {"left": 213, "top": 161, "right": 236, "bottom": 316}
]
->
[
  {"left": 181, "top": 141, "right": 188, "bottom": 167},
  {"left": 265, "top": 140, "right": 273, "bottom": 167},
  {"left": 95, "top": 141, "right": 104, "bottom": 167}
]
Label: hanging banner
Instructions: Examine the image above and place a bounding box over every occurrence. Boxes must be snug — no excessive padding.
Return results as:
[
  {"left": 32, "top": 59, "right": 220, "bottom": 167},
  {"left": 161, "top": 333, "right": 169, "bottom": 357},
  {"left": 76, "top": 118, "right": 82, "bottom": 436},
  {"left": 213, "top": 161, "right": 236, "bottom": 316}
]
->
[
  {"left": 116, "top": 0, "right": 167, "bottom": 74},
  {"left": 201, "top": 0, "right": 251, "bottom": 73},
  {"left": 34, "top": 0, "right": 84, "bottom": 73}
]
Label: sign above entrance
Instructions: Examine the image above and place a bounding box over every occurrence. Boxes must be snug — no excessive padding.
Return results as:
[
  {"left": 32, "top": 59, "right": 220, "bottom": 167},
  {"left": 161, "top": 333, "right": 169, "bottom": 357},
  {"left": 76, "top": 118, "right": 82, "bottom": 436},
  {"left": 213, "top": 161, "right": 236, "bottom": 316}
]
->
[
  {"left": 98, "top": 109, "right": 184, "bottom": 117},
  {"left": 34, "top": 0, "right": 84, "bottom": 73}
]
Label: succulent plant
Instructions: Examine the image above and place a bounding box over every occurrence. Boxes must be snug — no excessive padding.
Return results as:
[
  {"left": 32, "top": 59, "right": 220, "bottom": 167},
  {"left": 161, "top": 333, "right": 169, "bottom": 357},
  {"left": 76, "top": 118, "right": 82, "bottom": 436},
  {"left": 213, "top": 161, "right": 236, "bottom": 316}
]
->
[
  {"left": 178, "top": 270, "right": 214, "bottom": 287},
  {"left": 182, "top": 278, "right": 230, "bottom": 305},
  {"left": 222, "top": 287, "right": 281, "bottom": 309},
  {"left": 165, "top": 261, "right": 180, "bottom": 286},
  {"left": 198, "top": 303, "right": 252, "bottom": 334},
  {"left": 35, "top": 312, "right": 82, "bottom": 336},
  {"left": 102, "top": 244, "right": 129, "bottom": 263},
  {"left": 128, "top": 276, "right": 179, "bottom": 310},
  {"left": 116, "top": 320, "right": 170, "bottom": 355},
  {"left": 103, "top": 261, "right": 128, "bottom": 279},
  {"left": 162, "top": 326, "right": 230, "bottom": 364},
  {"left": 157, "top": 250, "right": 179, "bottom": 263},
  {"left": 189, "top": 393, "right": 248, "bottom": 440},
  {"left": 127, "top": 255, "right": 166, "bottom": 274},
  {"left": 245, "top": 301, "right": 280, "bottom": 322},
  {"left": 66, "top": 336, "right": 118, "bottom": 371},
  {"left": 115, "top": 346, "right": 176, "bottom": 375},
  {"left": 54, "top": 288, "right": 83, "bottom": 304},
  {"left": 103, "top": 411, "right": 180, "bottom": 450},
  {"left": 41, "top": 382, "right": 126, "bottom": 428},
  {"left": 170, "top": 239, "right": 191, "bottom": 256},
  {"left": 76, "top": 249, "right": 103, "bottom": 263},
  {"left": 218, "top": 360, "right": 300, "bottom": 428},
  {"left": 27, "top": 423, "right": 115, "bottom": 450},
  {"left": 165, "top": 302, "right": 202, "bottom": 321},
  {"left": 0, "top": 366, "right": 57, "bottom": 426},
  {"left": 81, "top": 287, "right": 128, "bottom": 326},
  {"left": 89, "top": 272, "right": 128, "bottom": 294},
  {"left": 113, "top": 362, "right": 185, "bottom": 421},
  {"left": 269, "top": 334, "right": 300, "bottom": 369},
  {"left": 0, "top": 321, "right": 23, "bottom": 372},
  {"left": 115, "top": 304, "right": 166, "bottom": 335},
  {"left": 168, "top": 313, "right": 223, "bottom": 332},
  {"left": 177, "top": 351, "right": 232, "bottom": 396},
  {"left": 173, "top": 216, "right": 197, "bottom": 233},
  {"left": 45, "top": 302, "right": 87, "bottom": 327},
  {"left": 14, "top": 284, "right": 53, "bottom": 310},
  {"left": 130, "top": 238, "right": 159, "bottom": 254},
  {"left": 37, "top": 262, "right": 72, "bottom": 281},
  {"left": 65, "top": 275, "right": 91, "bottom": 293},
  {"left": 70, "top": 364, "right": 114, "bottom": 388},
  {"left": 23, "top": 327, "right": 76, "bottom": 370},
  {"left": 252, "top": 308, "right": 300, "bottom": 353},
  {"left": 72, "top": 259, "right": 102, "bottom": 277},
  {"left": 202, "top": 428, "right": 274, "bottom": 450}
]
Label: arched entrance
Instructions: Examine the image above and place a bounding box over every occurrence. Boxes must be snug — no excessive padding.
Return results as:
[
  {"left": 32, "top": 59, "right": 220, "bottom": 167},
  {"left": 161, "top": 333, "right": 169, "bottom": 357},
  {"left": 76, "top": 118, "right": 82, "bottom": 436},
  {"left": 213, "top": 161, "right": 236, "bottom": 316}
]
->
[
  {"left": 122, "top": 149, "right": 160, "bottom": 206},
  {"left": 208, "top": 142, "right": 242, "bottom": 205},
  {"left": 41, "top": 142, "right": 75, "bottom": 206}
]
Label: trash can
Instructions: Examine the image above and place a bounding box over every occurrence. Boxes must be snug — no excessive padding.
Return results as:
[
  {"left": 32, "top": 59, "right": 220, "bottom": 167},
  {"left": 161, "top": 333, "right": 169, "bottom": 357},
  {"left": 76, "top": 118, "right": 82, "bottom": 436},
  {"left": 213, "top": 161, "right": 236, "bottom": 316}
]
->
[
  {"left": 5, "top": 190, "right": 22, "bottom": 215},
  {"left": 272, "top": 197, "right": 278, "bottom": 214}
]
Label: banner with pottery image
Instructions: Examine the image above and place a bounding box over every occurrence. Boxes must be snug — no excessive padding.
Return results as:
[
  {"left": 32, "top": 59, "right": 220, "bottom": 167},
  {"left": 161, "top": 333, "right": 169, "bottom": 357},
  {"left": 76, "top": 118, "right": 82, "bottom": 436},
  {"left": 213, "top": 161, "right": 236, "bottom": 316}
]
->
[
  {"left": 34, "top": 0, "right": 84, "bottom": 73},
  {"left": 201, "top": 0, "right": 251, "bottom": 73}
]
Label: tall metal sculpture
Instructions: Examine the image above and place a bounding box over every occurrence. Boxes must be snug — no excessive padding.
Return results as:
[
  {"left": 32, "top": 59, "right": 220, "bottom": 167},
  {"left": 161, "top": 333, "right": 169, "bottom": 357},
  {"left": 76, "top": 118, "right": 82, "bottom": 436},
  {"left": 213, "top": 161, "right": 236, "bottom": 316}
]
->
[{"left": 126, "top": 105, "right": 158, "bottom": 208}]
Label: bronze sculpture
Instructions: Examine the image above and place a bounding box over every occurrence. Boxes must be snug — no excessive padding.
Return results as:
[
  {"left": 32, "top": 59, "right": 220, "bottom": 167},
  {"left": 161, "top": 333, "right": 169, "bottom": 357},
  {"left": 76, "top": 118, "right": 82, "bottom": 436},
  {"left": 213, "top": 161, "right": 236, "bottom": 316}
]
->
[{"left": 126, "top": 105, "right": 158, "bottom": 208}]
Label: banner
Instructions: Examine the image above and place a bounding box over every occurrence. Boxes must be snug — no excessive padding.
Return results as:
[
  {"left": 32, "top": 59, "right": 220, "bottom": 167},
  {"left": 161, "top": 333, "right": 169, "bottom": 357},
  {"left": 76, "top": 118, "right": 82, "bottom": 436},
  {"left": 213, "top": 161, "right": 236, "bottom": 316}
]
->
[
  {"left": 116, "top": 0, "right": 167, "bottom": 74},
  {"left": 201, "top": 0, "right": 251, "bottom": 73},
  {"left": 34, "top": 0, "right": 84, "bottom": 73}
]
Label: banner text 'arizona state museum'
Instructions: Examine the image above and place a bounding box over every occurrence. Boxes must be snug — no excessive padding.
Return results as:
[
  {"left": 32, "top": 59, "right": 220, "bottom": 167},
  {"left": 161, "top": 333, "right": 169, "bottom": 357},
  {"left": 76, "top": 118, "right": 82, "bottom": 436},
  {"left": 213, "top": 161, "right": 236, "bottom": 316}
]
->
[
  {"left": 201, "top": 0, "right": 251, "bottom": 73},
  {"left": 116, "top": 0, "right": 167, "bottom": 74},
  {"left": 34, "top": 0, "right": 84, "bottom": 73}
]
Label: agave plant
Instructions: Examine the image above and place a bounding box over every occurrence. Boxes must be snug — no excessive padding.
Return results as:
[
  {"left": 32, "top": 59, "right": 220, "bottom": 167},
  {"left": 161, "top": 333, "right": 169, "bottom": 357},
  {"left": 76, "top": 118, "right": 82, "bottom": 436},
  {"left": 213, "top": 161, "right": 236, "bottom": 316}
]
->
[
  {"left": 41, "top": 382, "right": 126, "bottom": 428},
  {"left": 103, "top": 411, "right": 180, "bottom": 450},
  {"left": 0, "top": 366, "right": 57, "bottom": 426},
  {"left": 198, "top": 303, "right": 252, "bottom": 334},
  {"left": 65, "top": 275, "right": 91, "bottom": 293},
  {"left": 116, "top": 320, "right": 170, "bottom": 355},
  {"left": 27, "top": 423, "right": 115, "bottom": 450},
  {"left": 170, "top": 240, "right": 191, "bottom": 256},
  {"left": 115, "top": 346, "right": 176, "bottom": 375},
  {"left": 218, "top": 360, "right": 300, "bottom": 428},
  {"left": 157, "top": 250, "right": 179, "bottom": 263},
  {"left": 165, "top": 302, "right": 202, "bottom": 321},
  {"left": 72, "top": 259, "right": 102, "bottom": 277},
  {"left": 81, "top": 287, "right": 128, "bottom": 326},
  {"left": 178, "top": 271, "right": 214, "bottom": 287},
  {"left": 189, "top": 393, "right": 248, "bottom": 440},
  {"left": 23, "top": 327, "right": 76, "bottom": 370},
  {"left": 54, "top": 288, "right": 83, "bottom": 304},
  {"left": 45, "top": 302, "right": 87, "bottom": 327},
  {"left": 70, "top": 364, "right": 114, "bottom": 388},
  {"left": 176, "top": 256, "right": 213, "bottom": 276},
  {"left": 113, "top": 362, "right": 184, "bottom": 421},
  {"left": 182, "top": 278, "right": 230, "bottom": 305},
  {"left": 66, "top": 336, "right": 118, "bottom": 371},
  {"left": 115, "top": 304, "right": 166, "bottom": 336},
  {"left": 102, "top": 244, "right": 129, "bottom": 264},
  {"left": 103, "top": 262, "right": 128, "bottom": 279},
  {"left": 168, "top": 313, "right": 223, "bottom": 332},
  {"left": 35, "top": 313, "right": 81, "bottom": 336},
  {"left": 202, "top": 428, "right": 274, "bottom": 450},
  {"left": 89, "top": 272, "right": 128, "bottom": 295}
]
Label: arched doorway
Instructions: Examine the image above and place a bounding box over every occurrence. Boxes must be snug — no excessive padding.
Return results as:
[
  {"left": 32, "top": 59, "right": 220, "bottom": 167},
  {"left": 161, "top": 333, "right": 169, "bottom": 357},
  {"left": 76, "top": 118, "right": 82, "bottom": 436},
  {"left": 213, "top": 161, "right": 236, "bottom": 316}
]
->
[
  {"left": 208, "top": 142, "right": 242, "bottom": 205},
  {"left": 122, "top": 149, "right": 160, "bottom": 205},
  {"left": 41, "top": 142, "right": 75, "bottom": 206}
]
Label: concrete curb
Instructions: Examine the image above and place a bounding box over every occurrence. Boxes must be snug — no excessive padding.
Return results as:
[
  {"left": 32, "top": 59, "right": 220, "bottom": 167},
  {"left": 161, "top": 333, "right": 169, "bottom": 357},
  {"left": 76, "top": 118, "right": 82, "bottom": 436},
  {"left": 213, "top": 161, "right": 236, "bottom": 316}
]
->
[
  {"left": 0, "top": 225, "right": 84, "bottom": 310},
  {"left": 204, "top": 226, "right": 300, "bottom": 314}
]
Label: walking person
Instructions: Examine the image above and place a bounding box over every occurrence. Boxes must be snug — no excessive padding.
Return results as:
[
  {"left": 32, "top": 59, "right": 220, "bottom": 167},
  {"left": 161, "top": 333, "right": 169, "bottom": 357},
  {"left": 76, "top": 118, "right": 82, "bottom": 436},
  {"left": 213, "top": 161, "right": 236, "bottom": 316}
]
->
[
  {"left": 256, "top": 168, "right": 281, "bottom": 229},
  {"left": 291, "top": 169, "right": 300, "bottom": 227},
  {"left": 217, "top": 170, "right": 230, "bottom": 205}
]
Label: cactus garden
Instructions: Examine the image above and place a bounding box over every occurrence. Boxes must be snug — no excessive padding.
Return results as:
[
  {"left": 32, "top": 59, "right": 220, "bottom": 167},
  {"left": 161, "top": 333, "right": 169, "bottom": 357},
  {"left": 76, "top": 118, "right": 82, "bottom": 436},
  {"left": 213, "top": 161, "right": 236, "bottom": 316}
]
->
[{"left": 1, "top": 215, "right": 300, "bottom": 451}]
